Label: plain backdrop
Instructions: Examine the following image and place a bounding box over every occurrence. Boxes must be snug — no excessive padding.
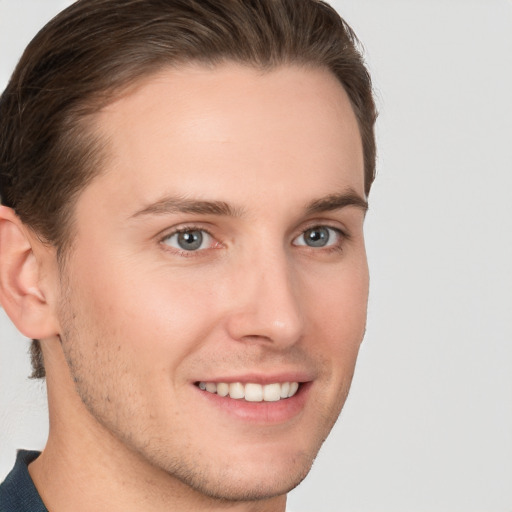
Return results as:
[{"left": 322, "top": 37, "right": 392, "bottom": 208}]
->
[{"left": 1, "top": 1, "right": 511, "bottom": 511}]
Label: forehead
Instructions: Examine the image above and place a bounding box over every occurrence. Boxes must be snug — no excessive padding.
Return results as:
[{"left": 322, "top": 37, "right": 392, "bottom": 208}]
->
[{"left": 85, "top": 63, "right": 364, "bottom": 214}]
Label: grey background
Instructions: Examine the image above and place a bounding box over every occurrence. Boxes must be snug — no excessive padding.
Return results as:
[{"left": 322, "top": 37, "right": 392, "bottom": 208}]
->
[{"left": 1, "top": 1, "right": 511, "bottom": 510}]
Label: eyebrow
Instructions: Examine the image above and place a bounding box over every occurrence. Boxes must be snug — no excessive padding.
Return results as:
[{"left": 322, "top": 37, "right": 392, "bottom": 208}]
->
[
  {"left": 130, "top": 189, "right": 367, "bottom": 219},
  {"left": 305, "top": 190, "right": 368, "bottom": 215},
  {"left": 131, "top": 195, "right": 244, "bottom": 218}
]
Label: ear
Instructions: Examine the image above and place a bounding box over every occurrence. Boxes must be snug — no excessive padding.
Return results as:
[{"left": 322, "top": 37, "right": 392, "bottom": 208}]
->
[{"left": 0, "top": 206, "right": 59, "bottom": 339}]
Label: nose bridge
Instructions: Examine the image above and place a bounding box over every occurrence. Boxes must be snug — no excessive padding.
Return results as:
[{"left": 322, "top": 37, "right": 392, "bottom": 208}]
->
[{"left": 226, "top": 244, "right": 304, "bottom": 347}]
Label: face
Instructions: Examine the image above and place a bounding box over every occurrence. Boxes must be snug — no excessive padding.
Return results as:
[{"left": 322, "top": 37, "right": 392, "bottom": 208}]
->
[{"left": 53, "top": 64, "right": 368, "bottom": 502}]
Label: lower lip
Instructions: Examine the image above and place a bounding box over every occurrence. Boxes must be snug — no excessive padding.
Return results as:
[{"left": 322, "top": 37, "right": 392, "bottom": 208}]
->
[{"left": 195, "top": 383, "right": 311, "bottom": 424}]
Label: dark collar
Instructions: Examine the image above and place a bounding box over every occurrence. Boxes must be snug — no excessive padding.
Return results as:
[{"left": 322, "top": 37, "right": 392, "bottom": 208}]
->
[{"left": 0, "top": 450, "right": 48, "bottom": 512}]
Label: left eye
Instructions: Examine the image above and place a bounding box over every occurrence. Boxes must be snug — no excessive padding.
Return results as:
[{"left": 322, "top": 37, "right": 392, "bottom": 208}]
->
[
  {"left": 162, "top": 229, "right": 213, "bottom": 251},
  {"left": 293, "top": 226, "right": 341, "bottom": 248}
]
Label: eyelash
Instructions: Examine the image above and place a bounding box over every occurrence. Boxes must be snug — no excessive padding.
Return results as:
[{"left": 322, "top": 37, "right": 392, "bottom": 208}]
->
[
  {"left": 295, "top": 225, "right": 348, "bottom": 254},
  {"left": 159, "top": 225, "right": 218, "bottom": 257},
  {"left": 158, "top": 223, "right": 349, "bottom": 257}
]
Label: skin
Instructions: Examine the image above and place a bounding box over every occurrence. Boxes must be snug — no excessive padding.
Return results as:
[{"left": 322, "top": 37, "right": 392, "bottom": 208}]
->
[{"left": 0, "top": 63, "right": 369, "bottom": 512}]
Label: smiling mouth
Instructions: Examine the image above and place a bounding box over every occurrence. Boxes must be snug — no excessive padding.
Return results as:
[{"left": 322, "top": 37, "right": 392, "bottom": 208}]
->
[{"left": 195, "top": 381, "right": 300, "bottom": 402}]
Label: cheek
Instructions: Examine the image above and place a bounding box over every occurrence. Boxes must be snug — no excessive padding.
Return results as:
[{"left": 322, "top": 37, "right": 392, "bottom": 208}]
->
[
  {"left": 304, "top": 258, "right": 369, "bottom": 378},
  {"left": 307, "top": 256, "right": 369, "bottom": 332},
  {"left": 67, "top": 255, "right": 224, "bottom": 377}
]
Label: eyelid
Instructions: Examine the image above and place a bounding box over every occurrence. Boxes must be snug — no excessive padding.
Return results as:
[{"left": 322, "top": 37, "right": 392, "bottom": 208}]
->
[
  {"left": 297, "top": 219, "right": 350, "bottom": 239},
  {"left": 159, "top": 224, "right": 221, "bottom": 255},
  {"left": 292, "top": 224, "right": 347, "bottom": 246},
  {"left": 157, "top": 222, "right": 214, "bottom": 241}
]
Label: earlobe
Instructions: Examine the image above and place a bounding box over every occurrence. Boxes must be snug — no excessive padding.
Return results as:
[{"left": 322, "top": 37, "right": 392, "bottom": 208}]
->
[{"left": 0, "top": 206, "right": 59, "bottom": 339}]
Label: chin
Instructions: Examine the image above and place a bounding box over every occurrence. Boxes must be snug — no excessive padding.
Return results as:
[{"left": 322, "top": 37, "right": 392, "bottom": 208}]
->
[
  {"left": 148, "top": 443, "right": 316, "bottom": 503},
  {"left": 174, "top": 455, "right": 313, "bottom": 502}
]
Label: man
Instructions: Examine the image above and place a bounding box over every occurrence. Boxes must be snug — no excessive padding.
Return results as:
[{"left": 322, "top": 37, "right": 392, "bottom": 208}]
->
[{"left": 0, "top": 0, "right": 376, "bottom": 510}]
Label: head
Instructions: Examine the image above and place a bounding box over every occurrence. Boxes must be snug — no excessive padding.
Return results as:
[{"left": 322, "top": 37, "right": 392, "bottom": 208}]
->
[{"left": 0, "top": 0, "right": 376, "bottom": 506}]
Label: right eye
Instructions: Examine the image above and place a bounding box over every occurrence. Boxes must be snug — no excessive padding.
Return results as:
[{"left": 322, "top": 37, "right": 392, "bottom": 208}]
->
[{"left": 162, "top": 229, "right": 214, "bottom": 252}]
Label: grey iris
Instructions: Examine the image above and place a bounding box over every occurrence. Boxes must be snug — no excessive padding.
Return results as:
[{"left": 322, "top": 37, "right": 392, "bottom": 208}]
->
[
  {"left": 178, "top": 230, "right": 203, "bottom": 250},
  {"left": 304, "top": 227, "right": 330, "bottom": 247}
]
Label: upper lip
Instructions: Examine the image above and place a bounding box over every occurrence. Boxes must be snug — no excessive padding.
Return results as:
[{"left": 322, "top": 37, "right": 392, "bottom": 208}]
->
[{"left": 194, "top": 371, "right": 314, "bottom": 385}]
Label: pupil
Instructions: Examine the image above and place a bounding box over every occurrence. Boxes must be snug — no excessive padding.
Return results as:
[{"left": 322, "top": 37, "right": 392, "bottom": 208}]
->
[
  {"left": 306, "top": 227, "right": 329, "bottom": 247},
  {"left": 178, "top": 231, "right": 203, "bottom": 251}
]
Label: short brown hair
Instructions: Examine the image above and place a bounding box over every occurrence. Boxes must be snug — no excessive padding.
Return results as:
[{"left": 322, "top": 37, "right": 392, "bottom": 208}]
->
[{"left": 0, "top": 0, "right": 377, "bottom": 378}]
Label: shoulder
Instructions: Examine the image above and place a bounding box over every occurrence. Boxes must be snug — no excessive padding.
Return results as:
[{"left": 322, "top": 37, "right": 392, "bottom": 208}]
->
[{"left": 0, "top": 450, "right": 47, "bottom": 512}]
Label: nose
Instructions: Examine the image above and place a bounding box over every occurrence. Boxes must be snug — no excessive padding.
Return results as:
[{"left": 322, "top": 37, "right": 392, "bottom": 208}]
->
[{"left": 224, "top": 251, "right": 304, "bottom": 349}]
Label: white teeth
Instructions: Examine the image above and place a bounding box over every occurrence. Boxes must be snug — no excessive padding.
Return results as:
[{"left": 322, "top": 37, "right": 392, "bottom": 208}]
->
[
  {"left": 205, "top": 382, "right": 217, "bottom": 393},
  {"left": 288, "top": 381, "right": 299, "bottom": 398},
  {"left": 198, "top": 381, "right": 300, "bottom": 401},
  {"left": 245, "top": 383, "right": 263, "bottom": 402},
  {"left": 263, "top": 383, "right": 281, "bottom": 402},
  {"left": 216, "top": 382, "right": 229, "bottom": 397},
  {"left": 229, "top": 382, "right": 245, "bottom": 399}
]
